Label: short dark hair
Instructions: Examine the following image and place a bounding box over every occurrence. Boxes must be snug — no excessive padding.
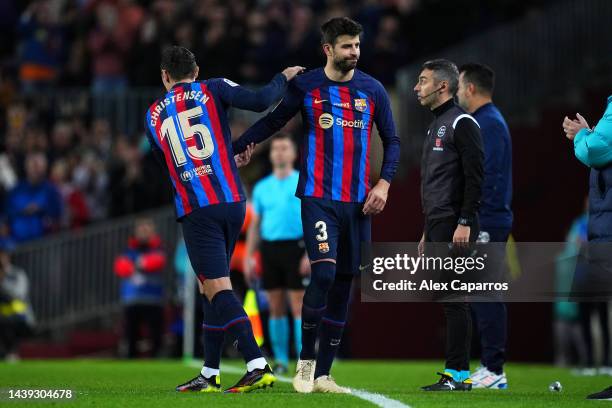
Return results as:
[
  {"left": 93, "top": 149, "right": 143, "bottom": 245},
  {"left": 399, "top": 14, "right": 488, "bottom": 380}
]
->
[
  {"left": 321, "top": 17, "right": 363, "bottom": 45},
  {"left": 459, "top": 63, "right": 495, "bottom": 96},
  {"left": 160, "top": 46, "right": 197, "bottom": 81},
  {"left": 422, "top": 59, "right": 459, "bottom": 95},
  {"left": 271, "top": 132, "right": 296, "bottom": 149}
]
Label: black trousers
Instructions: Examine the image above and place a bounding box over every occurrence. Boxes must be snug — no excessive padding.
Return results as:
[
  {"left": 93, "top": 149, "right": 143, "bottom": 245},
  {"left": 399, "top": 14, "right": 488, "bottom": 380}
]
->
[
  {"left": 470, "top": 227, "right": 510, "bottom": 374},
  {"left": 0, "top": 318, "right": 30, "bottom": 357},
  {"left": 425, "top": 215, "right": 479, "bottom": 372},
  {"left": 579, "top": 302, "right": 610, "bottom": 367},
  {"left": 124, "top": 304, "right": 164, "bottom": 358}
]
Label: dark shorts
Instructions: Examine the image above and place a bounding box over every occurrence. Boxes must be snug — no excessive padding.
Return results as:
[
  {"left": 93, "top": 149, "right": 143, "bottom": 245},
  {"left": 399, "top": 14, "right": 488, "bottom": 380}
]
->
[
  {"left": 301, "top": 197, "right": 371, "bottom": 276},
  {"left": 181, "top": 201, "right": 246, "bottom": 282},
  {"left": 260, "top": 240, "right": 307, "bottom": 290}
]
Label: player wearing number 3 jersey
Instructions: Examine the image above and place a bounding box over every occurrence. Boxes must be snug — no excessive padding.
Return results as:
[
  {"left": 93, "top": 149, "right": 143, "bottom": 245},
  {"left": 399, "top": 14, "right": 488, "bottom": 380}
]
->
[
  {"left": 233, "top": 18, "right": 400, "bottom": 393},
  {"left": 144, "top": 46, "right": 305, "bottom": 394}
]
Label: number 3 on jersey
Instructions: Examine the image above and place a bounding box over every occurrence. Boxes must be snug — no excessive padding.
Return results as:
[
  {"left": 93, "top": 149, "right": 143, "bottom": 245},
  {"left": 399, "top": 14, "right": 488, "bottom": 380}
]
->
[
  {"left": 315, "top": 221, "right": 328, "bottom": 242},
  {"left": 161, "top": 106, "right": 214, "bottom": 166}
]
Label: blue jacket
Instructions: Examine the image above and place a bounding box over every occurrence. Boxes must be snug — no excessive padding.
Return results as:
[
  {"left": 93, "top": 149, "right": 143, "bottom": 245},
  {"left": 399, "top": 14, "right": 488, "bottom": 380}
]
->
[
  {"left": 575, "top": 96, "right": 612, "bottom": 242},
  {"left": 473, "top": 103, "right": 513, "bottom": 229},
  {"left": 574, "top": 96, "right": 612, "bottom": 168},
  {"left": 5, "top": 180, "right": 62, "bottom": 242}
]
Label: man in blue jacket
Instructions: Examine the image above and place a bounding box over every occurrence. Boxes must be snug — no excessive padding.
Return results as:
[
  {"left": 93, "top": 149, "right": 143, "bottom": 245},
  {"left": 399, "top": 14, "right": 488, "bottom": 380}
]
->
[
  {"left": 457, "top": 63, "right": 512, "bottom": 389},
  {"left": 563, "top": 95, "right": 612, "bottom": 400},
  {"left": 5, "top": 152, "right": 62, "bottom": 242}
]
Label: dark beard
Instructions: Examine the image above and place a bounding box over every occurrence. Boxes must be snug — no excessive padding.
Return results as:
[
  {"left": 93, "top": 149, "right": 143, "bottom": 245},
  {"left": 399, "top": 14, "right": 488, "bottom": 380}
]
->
[{"left": 334, "top": 58, "right": 357, "bottom": 73}]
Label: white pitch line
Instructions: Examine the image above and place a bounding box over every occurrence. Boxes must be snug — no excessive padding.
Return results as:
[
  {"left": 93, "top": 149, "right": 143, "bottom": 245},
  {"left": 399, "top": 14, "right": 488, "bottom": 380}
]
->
[
  {"left": 187, "top": 360, "right": 411, "bottom": 408},
  {"left": 350, "top": 389, "right": 412, "bottom": 408}
]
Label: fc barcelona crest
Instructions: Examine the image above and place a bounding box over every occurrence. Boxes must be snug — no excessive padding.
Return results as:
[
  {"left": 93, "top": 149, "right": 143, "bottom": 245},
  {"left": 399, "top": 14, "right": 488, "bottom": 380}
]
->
[
  {"left": 318, "top": 242, "right": 330, "bottom": 253},
  {"left": 354, "top": 99, "right": 367, "bottom": 112}
]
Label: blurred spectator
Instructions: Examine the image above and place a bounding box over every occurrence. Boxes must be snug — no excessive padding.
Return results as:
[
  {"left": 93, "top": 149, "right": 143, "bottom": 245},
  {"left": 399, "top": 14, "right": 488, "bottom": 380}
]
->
[
  {"left": 128, "top": 15, "right": 163, "bottom": 86},
  {"left": 284, "top": 5, "right": 322, "bottom": 69},
  {"left": 0, "top": 150, "right": 17, "bottom": 202},
  {"left": 113, "top": 218, "right": 167, "bottom": 358},
  {"left": 108, "top": 137, "right": 148, "bottom": 217},
  {"left": 72, "top": 150, "right": 109, "bottom": 221},
  {"left": 0, "top": 242, "right": 34, "bottom": 361},
  {"left": 4, "top": 152, "right": 62, "bottom": 242},
  {"left": 195, "top": 5, "right": 237, "bottom": 79},
  {"left": 363, "top": 14, "right": 405, "bottom": 85},
  {"left": 88, "top": 1, "right": 132, "bottom": 93},
  {"left": 0, "top": 219, "right": 15, "bottom": 250},
  {"left": 240, "top": 10, "right": 273, "bottom": 82},
  {"left": 50, "top": 159, "right": 90, "bottom": 229},
  {"left": 4, "top": 103, "right": 29, "bottom": 176},
  {"left": 107, "top": 135, "right": 171, "bottom": 217},
  {"left": 139, "top": 137, "right": 174, "bottom": 211},
  {"left": 106, "top": 131, "right": 171, "bottom": 217},
  {"left": 18, "top": 1, "right": 65, "bottom": 91},
  {"left": 23, "top": 127, "right": 49, "bottom": 169},
  {"left": 88, "top": 118, "right": 114, "bottom": 160},
  {"left": 49, "top": 120, "right": 74, "bottom": 163}
]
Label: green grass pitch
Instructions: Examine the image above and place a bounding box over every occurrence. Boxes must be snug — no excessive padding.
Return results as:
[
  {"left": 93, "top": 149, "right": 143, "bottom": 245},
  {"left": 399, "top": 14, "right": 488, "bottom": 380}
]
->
[{"left": 0, "top": 359, "right": 610, "bottom": 407}]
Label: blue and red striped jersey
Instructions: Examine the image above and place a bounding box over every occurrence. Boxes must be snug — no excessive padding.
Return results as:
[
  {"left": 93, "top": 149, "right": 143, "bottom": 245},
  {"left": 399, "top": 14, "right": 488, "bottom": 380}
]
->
[
  {"left": 145, "top": 74, "right": 287, "bottom": 218},
  {"left": 233, "top": 68, "right": 400, "bottom": 203}
]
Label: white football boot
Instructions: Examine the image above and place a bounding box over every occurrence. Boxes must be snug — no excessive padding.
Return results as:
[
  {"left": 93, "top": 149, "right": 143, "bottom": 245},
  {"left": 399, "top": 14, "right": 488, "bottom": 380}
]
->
[
  {"left": 293, "top": 359, "right": 315, "bottom": 393},
  {"left": 313, "top": 375, "right": 351, "bottom": 394}
]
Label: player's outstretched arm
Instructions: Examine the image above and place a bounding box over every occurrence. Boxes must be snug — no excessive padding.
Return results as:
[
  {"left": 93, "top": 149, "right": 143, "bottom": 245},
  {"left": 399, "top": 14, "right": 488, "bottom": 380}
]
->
[{"left": 217, "top": 66, "right": 304, "bottom": 113}]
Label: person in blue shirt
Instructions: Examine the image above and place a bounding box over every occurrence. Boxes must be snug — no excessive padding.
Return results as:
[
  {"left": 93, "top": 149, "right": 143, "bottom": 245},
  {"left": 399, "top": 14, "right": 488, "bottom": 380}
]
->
[
  {"left": 245, "top": 133, "right": 310, "bottom": 374},
  {"left": 457, "top": 63, "right": 512, "bottom": 389},
  {"left": 5, "top": 152, "right": 62, "bottom": 243}
]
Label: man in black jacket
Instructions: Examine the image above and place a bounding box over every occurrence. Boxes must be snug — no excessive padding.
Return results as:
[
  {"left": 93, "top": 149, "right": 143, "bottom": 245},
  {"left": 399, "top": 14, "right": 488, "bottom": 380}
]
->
[{"left": 414, "top": 59, "right": 484, "bottom": 391}]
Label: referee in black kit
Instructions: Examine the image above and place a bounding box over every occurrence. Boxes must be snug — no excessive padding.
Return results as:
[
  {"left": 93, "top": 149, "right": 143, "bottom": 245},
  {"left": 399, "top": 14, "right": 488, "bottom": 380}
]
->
[{"left": 414, "top": 59, "right": 484, "bottom": 391}]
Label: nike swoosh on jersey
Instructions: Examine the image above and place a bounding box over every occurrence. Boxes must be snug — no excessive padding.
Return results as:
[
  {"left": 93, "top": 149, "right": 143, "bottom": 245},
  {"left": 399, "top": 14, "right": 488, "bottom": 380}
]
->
[{"left": 314, "top": 99, "right": 328, "bottom": 104}]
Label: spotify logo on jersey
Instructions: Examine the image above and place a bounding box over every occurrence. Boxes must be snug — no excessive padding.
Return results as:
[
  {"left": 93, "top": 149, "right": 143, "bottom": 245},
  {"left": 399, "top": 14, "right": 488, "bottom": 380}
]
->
[{"left": 318, "top": 113, "right": 334, "bottom": 129}]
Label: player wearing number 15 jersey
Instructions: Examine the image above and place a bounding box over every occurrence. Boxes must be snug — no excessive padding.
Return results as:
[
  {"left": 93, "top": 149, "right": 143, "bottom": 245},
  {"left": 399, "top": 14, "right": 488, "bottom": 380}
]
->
[
  {"left": 233, "top": 18, "right": 400, "bottom": 393},
  {"left": 144, "top": 46, "right": 305, "bottom": 394}
]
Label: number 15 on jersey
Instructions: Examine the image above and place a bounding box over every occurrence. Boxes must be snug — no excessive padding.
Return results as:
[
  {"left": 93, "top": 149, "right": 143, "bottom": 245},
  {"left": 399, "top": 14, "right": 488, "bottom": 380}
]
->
[{"left": 161, "top": 106, "right": 214, "bottom": 166}]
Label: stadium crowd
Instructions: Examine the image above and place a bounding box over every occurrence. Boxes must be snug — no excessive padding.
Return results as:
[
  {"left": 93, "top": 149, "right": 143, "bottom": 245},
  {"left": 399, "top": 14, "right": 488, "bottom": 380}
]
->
[
  {"left": 0, "top": 111, "right": 172, "bottom": 243},
  {"left": 1, "top": 0, "right": 554, "bottom": 90},
  {"left": 0, "top": 0, "right": 555, "bottom": 244}
]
